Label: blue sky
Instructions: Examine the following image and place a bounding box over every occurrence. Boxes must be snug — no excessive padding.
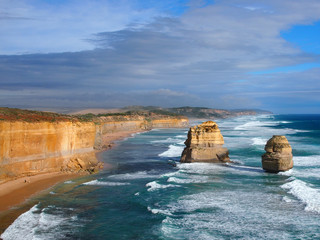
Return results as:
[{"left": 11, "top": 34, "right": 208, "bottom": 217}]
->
[{"left": 0, "top": 0, "right": 320, "bottom": 113}]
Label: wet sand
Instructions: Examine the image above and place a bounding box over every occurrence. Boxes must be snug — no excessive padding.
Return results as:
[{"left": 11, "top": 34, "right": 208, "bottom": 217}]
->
[{"left": 0, "top": 172, "right": 78, "bottom": 212}]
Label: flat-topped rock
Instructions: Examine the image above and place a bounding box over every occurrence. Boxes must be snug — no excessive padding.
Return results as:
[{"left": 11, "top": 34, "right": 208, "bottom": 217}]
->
[
  {"left": 180, "top": 121, "right": 230, "bottom": 163},
  {"left": 262, "top": 135, "right": 293, "bottom": 173}
]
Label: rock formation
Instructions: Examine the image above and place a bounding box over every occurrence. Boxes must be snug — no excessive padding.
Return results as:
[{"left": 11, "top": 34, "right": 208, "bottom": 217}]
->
[
  {"left": 262, "top": 135, "right": 293, "bottom": 173},
  {"left": 180, "top": 121, "right": 230, "bottom": 163}
]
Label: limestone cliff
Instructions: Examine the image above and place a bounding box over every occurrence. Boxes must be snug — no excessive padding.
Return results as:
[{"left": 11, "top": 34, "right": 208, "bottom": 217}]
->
[
  {"left": 180, "top": 121, "right": 230, "bottom": 163},
  {"left": 0, "top": 121, "right": 101, "bottom": 180},
  {"left": 94, "top": 117, "right": 189, "bottom": 149},
  {"left": 0, "top": 111, "right": 188, "bottom": 181},
  {"left": 261, "top": 135, "right": 293, "bottom": 173}
]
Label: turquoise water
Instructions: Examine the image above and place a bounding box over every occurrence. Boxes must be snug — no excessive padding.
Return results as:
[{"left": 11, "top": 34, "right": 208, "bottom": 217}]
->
[{"left": 2, "top": 114, "right": 320, "bottom": 239}]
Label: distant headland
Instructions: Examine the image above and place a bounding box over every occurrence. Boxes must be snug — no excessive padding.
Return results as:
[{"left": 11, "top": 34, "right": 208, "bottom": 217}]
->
[{"left": 68, "top": 105, "right": 272, "bottom": 119}]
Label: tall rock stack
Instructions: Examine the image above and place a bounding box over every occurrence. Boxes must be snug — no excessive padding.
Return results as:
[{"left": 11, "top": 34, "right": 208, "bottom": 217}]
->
[
  {"left": 262, "top": 135, "right": 293, "bottom": 173},
  {"left": 180, "top": 121, "right": 230, "bottom": 163}
]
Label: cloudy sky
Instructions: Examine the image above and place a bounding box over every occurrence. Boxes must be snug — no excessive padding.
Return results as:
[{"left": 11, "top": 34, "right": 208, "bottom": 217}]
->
[{"left": 1, "top": 0, "right": 320, "bottom": 113}]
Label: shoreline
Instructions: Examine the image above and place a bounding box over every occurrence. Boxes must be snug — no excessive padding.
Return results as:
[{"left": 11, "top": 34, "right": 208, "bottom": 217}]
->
[{"left": 0, "top": 129, "right": 142, "bottom": 235}]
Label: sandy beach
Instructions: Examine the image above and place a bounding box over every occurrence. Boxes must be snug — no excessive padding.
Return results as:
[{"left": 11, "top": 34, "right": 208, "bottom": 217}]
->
[
  {"left": 101, "top": 130, "right": 143, "bottom": 149},
  {"left": 0, "top": 172, "right": 79, "bottom": 212}
]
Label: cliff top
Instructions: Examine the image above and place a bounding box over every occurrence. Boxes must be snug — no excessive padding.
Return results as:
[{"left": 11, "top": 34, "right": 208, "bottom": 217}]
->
[{"left": 0, "top": 107, "right": 184, "bottom": 122}]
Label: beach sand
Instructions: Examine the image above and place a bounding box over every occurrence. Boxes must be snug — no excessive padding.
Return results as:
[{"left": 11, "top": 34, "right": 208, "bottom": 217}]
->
[
  {"left": 0, "top": 172, "right": 79, "bottom": 212},
  {"left": 101, "top": 130, "right": 142, "bottom": 147},
  {"left": 0, "top": 129, "right": 142, "bottom": 234}
]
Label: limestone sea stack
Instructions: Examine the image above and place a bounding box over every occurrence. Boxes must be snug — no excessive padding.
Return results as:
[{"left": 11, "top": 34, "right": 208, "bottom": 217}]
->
[
  {"left": 262, "top": 135, "right": 293, "bottom": 173},
  {"left": 180, "top": 121, "right": 230, "bottom": 163}
]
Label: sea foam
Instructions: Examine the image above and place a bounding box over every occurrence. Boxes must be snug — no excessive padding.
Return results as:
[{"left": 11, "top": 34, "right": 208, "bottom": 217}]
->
[
  {"left": 107, "top": 171, "right": 160, "bottom": 180},
  {"left": 1, "top": 205, "right": 81, "bottom": 240},
  {"left": 83, "top": 180, "right": 130, "bottom": 186},
  {"left": 293, "top": 156, "right": 320, "bottom": 167},
  {"left": 281, "top": 178, "right": 320, "bottom": 213},
  {"left": 145, "top": 181, "right": 180, "bottom": 191},
  {"left": 151, "top": 137, "right": 182, "bottom": 144},
  {"left": 158, "top": 145, "right": 184, "bottom": 158},
  {"left": 167, "top": 176, "right": 212, "bottom": 184},
  {"left": 251, "top": 137, "right": 268, "bottom": 146}
]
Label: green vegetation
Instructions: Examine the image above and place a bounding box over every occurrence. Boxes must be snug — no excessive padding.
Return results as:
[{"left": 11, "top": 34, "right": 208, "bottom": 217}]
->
[
  {"left": 0, "top": 107, "right": 77, "bottom": 122},
  {"left": 0, "top": 106, "right": 270, "bottom": 122},
  {"left": 0, "top": 107, "right": 182, "bottom": 122}
]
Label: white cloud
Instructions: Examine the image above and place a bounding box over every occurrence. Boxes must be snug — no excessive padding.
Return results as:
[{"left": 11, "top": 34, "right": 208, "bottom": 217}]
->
[
  {"left": 0, "top": 0, "right": 320, "bottom": 113},
  {"left": 0, "top": 0, "right": 165, "bottom": 54}
]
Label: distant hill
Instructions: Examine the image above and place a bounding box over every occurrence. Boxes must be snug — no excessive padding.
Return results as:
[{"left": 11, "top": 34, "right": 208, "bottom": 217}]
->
[
  {"left": 166, "top": 107, "right": 272, "bottom": 119},
  {"left": 80, "top": 106, "right": 272, "bottom": 119},
  {"left": 1, "top": 106, "right": 272, "bottom": 122}
]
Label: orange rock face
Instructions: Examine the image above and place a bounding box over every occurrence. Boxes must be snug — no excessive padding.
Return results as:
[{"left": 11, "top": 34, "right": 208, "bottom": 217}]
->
[
  {"left": 0, "top": 121, "right": 99, "bottom": 180},
  {"left": 180, "top": 121, "right": 230, "bottom": 163},
  {"left": 0, "top": 117, "right": 189, "bottom": 180},
  {"left": 262, "top": 135, "right": 293, "bottom": 173}
]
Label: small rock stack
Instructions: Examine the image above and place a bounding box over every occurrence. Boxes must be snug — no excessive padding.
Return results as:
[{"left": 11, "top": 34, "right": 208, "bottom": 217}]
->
[
  {"left": 262, "top": 135, "right": 293, "bottom": 173},
  {"left": 180, "top": 121, "right": 230, "bottom": 163}
]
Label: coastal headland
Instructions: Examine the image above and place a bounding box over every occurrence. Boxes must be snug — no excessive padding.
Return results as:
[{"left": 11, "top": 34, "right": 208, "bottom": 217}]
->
[
  {"left": 0, "top": 106, "right": 267, "bottom": 233},
  {"left": 0, "top": 107, "right": 188, "bottom": 213}
]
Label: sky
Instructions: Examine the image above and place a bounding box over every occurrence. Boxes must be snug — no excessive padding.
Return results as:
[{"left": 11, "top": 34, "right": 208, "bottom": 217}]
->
[{"left": 0, "top": 0, "right": 320, "bottom": 113}]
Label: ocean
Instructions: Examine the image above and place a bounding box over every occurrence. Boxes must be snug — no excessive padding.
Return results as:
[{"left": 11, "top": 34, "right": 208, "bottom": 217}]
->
[{"left": 2, "top": 114, "right": 320, "bottom": 240}]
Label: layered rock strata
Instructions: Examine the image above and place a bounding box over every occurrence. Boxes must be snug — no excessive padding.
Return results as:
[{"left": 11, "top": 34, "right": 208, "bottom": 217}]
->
[
  {"left": 0, "top": 117, "right": 188, "bottom": 181},
  {"left": 180, "top": 121, "right": 230, "bottom": 163},
  {"left": 262, "top": 135, "right": 293, "bottom": 173}
]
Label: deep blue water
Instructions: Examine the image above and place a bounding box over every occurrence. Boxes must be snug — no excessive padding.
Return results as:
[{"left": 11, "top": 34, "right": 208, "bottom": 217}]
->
[{"left": 2, "top": 114, "right": 320, "bottom": 239}]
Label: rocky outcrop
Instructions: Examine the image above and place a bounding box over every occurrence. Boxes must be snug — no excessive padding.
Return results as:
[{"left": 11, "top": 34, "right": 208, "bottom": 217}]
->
[
  {"left": 0, "top": 116, "right": 188, "bottom": 181},
  {"left": 180, "top": 121, "right": 230, "bottom": 163},
  {"left": 262, "top": 135, "right": 293, "bottom": 173}
]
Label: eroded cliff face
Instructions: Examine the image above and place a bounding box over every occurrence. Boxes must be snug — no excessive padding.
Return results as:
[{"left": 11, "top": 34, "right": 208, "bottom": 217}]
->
[
  {"left": 94, "top": 117, "right": 189, "bottom": 149},
  {"left": 0, "top": 117, "right": 188, "bottom": 181},
  {"left": 0, "top": 121, "right": 100, "bottom": 180}
]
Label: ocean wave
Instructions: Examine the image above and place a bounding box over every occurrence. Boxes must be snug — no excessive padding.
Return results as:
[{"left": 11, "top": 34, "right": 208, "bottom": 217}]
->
[
  {"left": 293, "top": 156, "right": 320, "bottom": 167},
  {"left": 167, "top": 176, "right": 212, "bottom": 184},
  {"left": 281, "top": 178, "right": 320, "bottom": 213},
  {"left": 232, "top": 120, "right": 301, "bottom": 136},
  {"left": 295, "top": 129, "right": 310, "bottom": 133},
  {"left": 165, "top": 191, "right": 227, "bottom": 214},
  {"left": 176, "top": 162, "right": 226, "bottom": 175},
  {"left": 145, "top": 181, "right": 180, "bottom": 191},
  {"left": 159, "top": 186, "right": 316, "bottom": 240},
  {"left": 176, "top": 135, "right": 187, "bottom": 139},
  {"left": 147, "top": 206, "right": 173, "bottom": 216},
  {"left": 279, "top": 168, "right": 320, "bottom": 180},
  {"left": 158, "top": 145, "right": 184, "bottom": 158},
  {"left": 151, "top": 137, "right": 183, "bottom": 144},
  {"left": 1, "top": 204, "right": 82, "bottom": 240},
  {"left": 234, "top": 120, "right": 278, "bottom": 130},
  {"left": 83, "top": 180, "right": 130, "bottom": 186},
  {"left": 107, "top": 171, "right": 160, "bottom": 180},
  {"left": 282, "top": 196, "right": 296, "bottom": 203},
  {"left": 251, "top": 137, "right": 268, "bottom": 146},
  {"left": 278, "top": 169, "right": 293, "bottom": 176}
]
